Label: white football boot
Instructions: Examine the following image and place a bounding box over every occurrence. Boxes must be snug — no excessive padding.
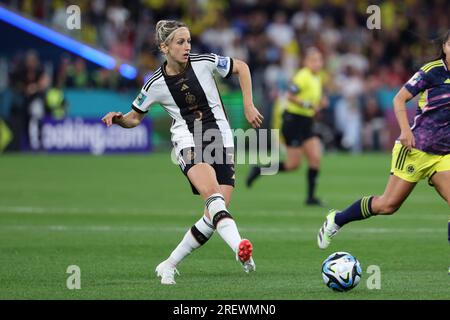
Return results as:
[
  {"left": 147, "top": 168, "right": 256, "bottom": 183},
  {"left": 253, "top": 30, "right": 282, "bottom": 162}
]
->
[
  {"left": 317, "top": 209, "right": 341, "bottom": 249},
  {"left": 155, "top": 260, "right": 180, "bottom": 285}
]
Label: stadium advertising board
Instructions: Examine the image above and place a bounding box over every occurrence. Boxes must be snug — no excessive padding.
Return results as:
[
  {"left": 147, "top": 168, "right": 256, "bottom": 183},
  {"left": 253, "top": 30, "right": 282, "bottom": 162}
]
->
[{"left": 35, "top": 117, "right": 151, "bottom": 154}]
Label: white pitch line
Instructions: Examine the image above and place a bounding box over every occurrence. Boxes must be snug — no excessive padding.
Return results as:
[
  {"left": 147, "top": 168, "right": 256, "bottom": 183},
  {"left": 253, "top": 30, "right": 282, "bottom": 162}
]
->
[
  {"left": 0, "top": 206, "right": 446, "bottom": 220},
  {"left": 0, "top": 206, "right": 199, "bottom": 216},
  {"left": 0, "top": 224, "right": 444, "bottom": 235}
]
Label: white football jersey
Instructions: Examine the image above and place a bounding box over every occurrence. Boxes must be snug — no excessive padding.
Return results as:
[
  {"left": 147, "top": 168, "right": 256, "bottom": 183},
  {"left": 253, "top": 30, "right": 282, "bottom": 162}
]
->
[{"left": 132, "top": 53, "right": 235, "bottom": 155}]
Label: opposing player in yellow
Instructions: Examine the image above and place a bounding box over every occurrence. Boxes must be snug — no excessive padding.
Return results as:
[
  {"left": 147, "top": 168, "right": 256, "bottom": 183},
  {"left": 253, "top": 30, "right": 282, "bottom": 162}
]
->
[
  {"left": 247, "top": 47, "right": 328, "bottom": 206},
  {"left": 318, "top": 30, "right": 450, "bottom": 249}
]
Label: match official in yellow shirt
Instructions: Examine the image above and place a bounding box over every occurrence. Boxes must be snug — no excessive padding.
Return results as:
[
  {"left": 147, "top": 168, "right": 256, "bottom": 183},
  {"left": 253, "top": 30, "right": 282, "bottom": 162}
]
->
[{"left": 247, "top": 47, "right": 328, "bottom": 206}]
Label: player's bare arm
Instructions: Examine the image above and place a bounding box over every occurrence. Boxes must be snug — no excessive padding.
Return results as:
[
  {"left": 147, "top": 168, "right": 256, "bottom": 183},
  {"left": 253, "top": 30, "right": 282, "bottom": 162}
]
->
[
  {"left": 232, "top": 58, "right": 264, "bottom": 128},
  {"left": 102, "top": 109, "right": 145, "bottom": 128},
  {"left": 393, "top": 87, "right": 415, "bottom": 150}
]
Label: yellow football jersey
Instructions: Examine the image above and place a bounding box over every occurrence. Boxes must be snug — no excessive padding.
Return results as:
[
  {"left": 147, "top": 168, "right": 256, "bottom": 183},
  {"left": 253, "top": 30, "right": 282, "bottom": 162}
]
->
[{"left": 286, "top": 67, "right": 322, "bottom": 118}]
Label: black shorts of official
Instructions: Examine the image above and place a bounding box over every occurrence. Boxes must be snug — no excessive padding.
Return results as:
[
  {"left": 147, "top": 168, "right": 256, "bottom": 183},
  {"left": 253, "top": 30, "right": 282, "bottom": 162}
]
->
[
  {"left": 281, "top": 111, "right": 317, "bottom": 147},
  {"left": 177, "top": 146, "right": 235, "bottom": 195}
]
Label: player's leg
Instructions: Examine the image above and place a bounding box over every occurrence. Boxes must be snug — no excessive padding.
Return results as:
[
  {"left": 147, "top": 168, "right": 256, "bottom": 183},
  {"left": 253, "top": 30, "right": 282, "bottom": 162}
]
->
[
  {"left": 156, "top": 165, "right": 235, "bottom": 284},
  {"left": 368, "top": 175, "right": 416, "bottom": 215},
  {"left": 156, "top": 176, "right": 216, "bottom": 285},
  {"left": 430, "top": 170, "right": 450, "bottom": 242},
  {"left": 303, "top": 136, "right": 322, "bottom": 205},
  {"left": 217, "top": 184, "right": 255, "bottom": 272},
  {"left": 174, "top": 178, "right": 228, "bottom": 261},
  {"left": 318, "top": 175, "right": 416, "bottom": 249},
  {"left": 156, "top": 208, "right": 215, "bottom": 284},
  {"left": 284, "top": 145, "right": 303, "bottom": 171},
  {"left": 201, "top": 184, "right": 232, "bottom": 216},
  {"left": 318, "top": 142, "right": 420, "bottom": 249},
  {"left": 191, "top": 164, "right": 255, "bottom": 272},
  {"left": 155, "top": 149, "right": 221, "bottom": 284},
  {"left": 188, "top": 163, "right": 244, "bottom": 254},
  {"left": 431, "top": 171, "right": 450, "bottom": 204}
]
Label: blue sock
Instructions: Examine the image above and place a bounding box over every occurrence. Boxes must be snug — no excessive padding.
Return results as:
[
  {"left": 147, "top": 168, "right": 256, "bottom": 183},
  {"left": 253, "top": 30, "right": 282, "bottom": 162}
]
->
[
  {"left": 448, "top": 219, "right": 450, "bottom": 243},
  {"left": 334, "top": 196, "right": 374, "bottom": 228}
]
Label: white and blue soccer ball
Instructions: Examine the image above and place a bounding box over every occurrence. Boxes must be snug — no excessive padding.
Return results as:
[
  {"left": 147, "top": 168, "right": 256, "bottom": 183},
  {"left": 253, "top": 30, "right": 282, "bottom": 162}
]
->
[{"left": 322, "top": 252, "right": 362, "bottom": 292}]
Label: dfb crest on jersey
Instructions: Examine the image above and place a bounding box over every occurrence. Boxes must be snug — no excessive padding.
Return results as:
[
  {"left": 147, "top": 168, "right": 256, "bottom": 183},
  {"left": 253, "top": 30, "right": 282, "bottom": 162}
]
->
[
  {"left": 217, "top": 56, "right": 228, "bottom": 70},
  {"left": 185, "top": 93, "right": 196, "bottom": 105}
]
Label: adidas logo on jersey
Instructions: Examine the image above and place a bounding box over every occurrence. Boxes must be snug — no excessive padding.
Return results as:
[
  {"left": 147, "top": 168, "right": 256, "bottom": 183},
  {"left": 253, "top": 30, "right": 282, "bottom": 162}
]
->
[
  {"left": 181, "top": 84, "right": 189, "bottom": 91},
  {"left": 175, "top": 77, "right": 188, "bottom": 85}
]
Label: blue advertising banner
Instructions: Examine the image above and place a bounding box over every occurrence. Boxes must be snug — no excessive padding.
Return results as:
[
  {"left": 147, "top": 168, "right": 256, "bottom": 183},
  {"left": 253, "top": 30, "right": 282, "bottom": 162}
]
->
[{"left": 35, "top": 117, "right": 152, "bottom": 154}]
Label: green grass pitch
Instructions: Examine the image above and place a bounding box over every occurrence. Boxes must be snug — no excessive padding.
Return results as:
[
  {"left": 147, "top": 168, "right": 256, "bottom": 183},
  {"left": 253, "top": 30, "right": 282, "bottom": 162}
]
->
[{"left": 0, "top": 152, "right": 448, "bottom": 299}]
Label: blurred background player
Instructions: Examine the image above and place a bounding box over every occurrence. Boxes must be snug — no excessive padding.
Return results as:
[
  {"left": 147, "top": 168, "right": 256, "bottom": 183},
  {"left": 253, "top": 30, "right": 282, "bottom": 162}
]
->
[
  {"left": 318, "top": 30, "right": 450, "bottom": 250},
  {"left": 246, "top": 47, "right": 328, "bottom": 206},
  {"left": 102, "top": 20, "right": 263, "bottom": 284}
]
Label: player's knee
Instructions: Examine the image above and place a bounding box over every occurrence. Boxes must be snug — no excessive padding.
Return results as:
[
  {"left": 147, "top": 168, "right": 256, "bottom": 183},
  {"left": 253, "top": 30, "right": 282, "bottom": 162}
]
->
[
  {"left": 372, "top": 195, "right": 401, "bottom": 215},
  {"left": 204, "top": 193, "right": 233, "bottom": 228},
  {"left": 309, "top": 160, "right": 320, "bottom": 170},
  {"left": 200, "top": 186, "right": 221, "bottom": 199},
  {"left": 378, "top": 202, "right": 400, "bottom": 215},
  {"left": 284, "top": 161, "right": 300, "bottom": 171},
  {"left": 307, "top": 155, "right": 320, "bottom": 168}
]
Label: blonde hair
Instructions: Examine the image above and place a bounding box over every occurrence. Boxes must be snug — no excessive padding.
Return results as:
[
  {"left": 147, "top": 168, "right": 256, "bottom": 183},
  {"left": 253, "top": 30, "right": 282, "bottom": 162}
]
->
[{"left": 155, "top": 20, "right": 187, "bottom": 47}]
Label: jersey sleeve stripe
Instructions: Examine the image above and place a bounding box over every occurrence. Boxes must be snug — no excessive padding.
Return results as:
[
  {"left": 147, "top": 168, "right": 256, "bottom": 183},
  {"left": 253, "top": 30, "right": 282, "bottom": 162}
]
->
[
  {"left": 143, "top": 68, "right": 162, "bottom": 89},
  {"left": 143, "top": 71, "right": 163, "bottom": 91},
  {"left": 144, "top": 69, "right": 162, "bottom": 83},
  {"left": 143, "top": 68, "right": 162, "bottom": 84},
  {"left": 422, "top": 63, "right": 443, "bottom": 73},
  {"left": 421, "top": 61, "right": 436, "bottom": 70},
  {"left": 190, "top": 57, "right": 215, "bottom": 63},
  {"left": 421, "top": 60, "right": 443, "bottom": 72},
  {"left": 190, "top": 55, "right": 215, "bottom": 60},
  {"left": 421, "top": 62, "right": 440, "bottom": 72},
  {"left": 190, "top": 53, "right": 215, "bottom": 59},
  {"left": 421, "top": 59, "right": 441, "bottom": 69}
]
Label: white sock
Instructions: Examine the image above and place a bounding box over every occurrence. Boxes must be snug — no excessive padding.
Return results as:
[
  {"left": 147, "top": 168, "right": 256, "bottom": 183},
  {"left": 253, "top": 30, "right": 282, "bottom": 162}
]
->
[
  {"left": 216, "top": 219, "right": 241, "bottom": 253},
  {"left": 205, "top": 193, "right": 242, "bottom": 252},
  {"left": 168, "top": 215, "right": 214, "bottom": 266}
]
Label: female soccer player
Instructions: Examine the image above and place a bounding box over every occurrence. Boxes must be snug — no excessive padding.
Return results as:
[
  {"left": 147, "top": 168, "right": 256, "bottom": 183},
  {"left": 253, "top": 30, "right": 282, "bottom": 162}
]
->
[
  {"left": 102, "top": 20, "right": 263, "bottom": 284},
  {"left": 246, "top": 47, "right": 328, "bottom": 206},
  {"left": 318, "top": 30, "right": 450, "bottom": 249}
]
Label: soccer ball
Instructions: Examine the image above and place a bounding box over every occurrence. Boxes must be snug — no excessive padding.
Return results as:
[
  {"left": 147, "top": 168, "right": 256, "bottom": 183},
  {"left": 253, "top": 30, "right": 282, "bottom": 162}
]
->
[{"left": 322, "top": 252, "right": 362, "bottom": 292}]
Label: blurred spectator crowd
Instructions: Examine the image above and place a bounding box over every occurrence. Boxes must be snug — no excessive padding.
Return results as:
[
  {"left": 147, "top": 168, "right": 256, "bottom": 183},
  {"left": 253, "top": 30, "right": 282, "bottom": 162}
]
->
[{"left": 1, "top": 0, "right": 449, "bottom": 152}]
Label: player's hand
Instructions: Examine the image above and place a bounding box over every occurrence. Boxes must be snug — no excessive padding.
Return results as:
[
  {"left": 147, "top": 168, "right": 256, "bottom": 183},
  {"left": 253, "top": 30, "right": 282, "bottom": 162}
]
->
[
  {"left": 102, "top": 112, "right": 123, "bottom": 127},
  {"left": 399, "top": 129, "right": 415, "bottom": 150},
  {"left": 244, "top": 104, "right": 264, "bottom": 128}
]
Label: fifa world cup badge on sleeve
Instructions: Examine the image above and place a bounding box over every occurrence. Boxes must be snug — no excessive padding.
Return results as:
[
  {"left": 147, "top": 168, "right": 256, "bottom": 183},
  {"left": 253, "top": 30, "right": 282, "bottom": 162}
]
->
[
  {"left": 407, "top": 72, "right": 422, "bottom": 86},
  {"left": 218, "top": 56, "right": 228, "bottom": 70},
  {"left": 135, "top": 93, "right": 145, "bottom": 107}
]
